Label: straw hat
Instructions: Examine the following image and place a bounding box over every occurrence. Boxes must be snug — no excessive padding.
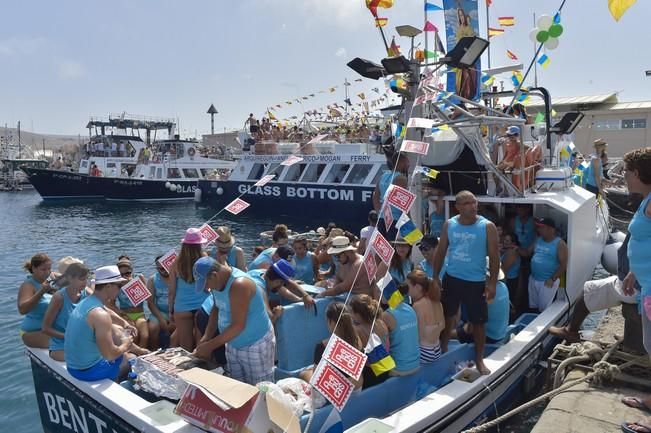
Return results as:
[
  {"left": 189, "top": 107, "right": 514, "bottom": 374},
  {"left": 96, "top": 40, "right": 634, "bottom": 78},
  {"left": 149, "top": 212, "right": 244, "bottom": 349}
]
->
[
  {"left": 593, "top": 138, "right": 608, "bottom": 147},
  {"left": 57, "top": 256, "right": 83, "bottom": 274},
  {"left": 327, "top": 236, "right": 356, "bottom": 255},
  {"left": 216, "top": 226, "right": 235, "bottom": 248}
]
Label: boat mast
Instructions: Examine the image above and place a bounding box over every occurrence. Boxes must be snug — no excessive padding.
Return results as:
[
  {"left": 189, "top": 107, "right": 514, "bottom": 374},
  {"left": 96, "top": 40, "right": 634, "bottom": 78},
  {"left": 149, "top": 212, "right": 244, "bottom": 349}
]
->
[
  {"left": 485, "top": 0, "right": 491, "bottom": 68},
  {"left": 18, "top": 121, "right": 21, "bottom": 159}
]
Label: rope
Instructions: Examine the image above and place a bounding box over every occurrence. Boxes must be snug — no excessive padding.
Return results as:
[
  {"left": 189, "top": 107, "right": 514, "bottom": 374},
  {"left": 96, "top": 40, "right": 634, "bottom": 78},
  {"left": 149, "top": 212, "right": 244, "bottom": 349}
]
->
[
  {"left": 605, "top": 195, "right": 634, "bottom": 215},
  {"left": 461, "top": 340, "right": 645, "bottom": 433}
]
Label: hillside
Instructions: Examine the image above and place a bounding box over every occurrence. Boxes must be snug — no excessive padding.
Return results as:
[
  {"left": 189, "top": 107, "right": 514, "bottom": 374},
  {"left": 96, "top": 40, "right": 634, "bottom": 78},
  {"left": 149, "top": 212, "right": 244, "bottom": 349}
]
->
[{"left": 1, "top": 127, "right": 81, "bottom": 156}]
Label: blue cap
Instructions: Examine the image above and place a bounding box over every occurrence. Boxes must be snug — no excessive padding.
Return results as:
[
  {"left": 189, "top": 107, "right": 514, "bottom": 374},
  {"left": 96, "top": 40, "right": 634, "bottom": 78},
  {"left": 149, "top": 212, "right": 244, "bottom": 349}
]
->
[
  {"left": 506, "top": 125, "right": 520, "bottom": 136},
  {"left": 271, "top": 259, "right": 295, "bottom": 281},
  {"left": 193, "top": 256, "right": 217, "bottom": 293}
]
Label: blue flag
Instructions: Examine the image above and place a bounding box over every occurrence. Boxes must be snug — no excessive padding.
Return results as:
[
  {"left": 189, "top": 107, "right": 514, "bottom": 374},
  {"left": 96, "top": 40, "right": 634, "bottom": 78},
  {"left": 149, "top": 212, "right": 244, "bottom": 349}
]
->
[{"left": 425, "top": 2, "right": 443, "bottom": 11}]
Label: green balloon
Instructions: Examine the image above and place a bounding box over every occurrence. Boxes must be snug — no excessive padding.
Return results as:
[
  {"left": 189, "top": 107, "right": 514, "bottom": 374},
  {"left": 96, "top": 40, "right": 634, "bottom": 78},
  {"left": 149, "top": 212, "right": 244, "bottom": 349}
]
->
[
  {"left": 536, "top": 30, "right": 549, "bottom": 43},
  {"left": 548, "top": 24, "right": 564, "bottom": 38}
]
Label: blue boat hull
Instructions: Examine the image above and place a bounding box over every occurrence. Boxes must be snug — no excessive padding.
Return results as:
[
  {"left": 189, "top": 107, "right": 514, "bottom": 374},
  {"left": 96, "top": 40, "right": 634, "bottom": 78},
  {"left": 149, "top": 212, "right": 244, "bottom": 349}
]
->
[{"left": 196, "top": 179, "right": 375, "bottom": 223}]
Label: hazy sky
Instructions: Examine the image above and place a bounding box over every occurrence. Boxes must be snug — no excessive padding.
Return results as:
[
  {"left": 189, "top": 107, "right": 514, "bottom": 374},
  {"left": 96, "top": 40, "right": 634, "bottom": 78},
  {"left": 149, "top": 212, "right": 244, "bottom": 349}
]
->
[{"left": 1, "top": 0, "right": 649, "bottom": 137}]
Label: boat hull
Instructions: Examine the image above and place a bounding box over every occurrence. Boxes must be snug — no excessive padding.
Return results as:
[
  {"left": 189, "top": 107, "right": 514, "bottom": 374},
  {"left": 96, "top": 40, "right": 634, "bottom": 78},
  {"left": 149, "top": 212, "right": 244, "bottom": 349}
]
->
[
  {"left": 196, "top": 179, "right": 374, "bottom": 222},
  {"left": 23, "top": 167, "right": 197, "bottom": 201}
]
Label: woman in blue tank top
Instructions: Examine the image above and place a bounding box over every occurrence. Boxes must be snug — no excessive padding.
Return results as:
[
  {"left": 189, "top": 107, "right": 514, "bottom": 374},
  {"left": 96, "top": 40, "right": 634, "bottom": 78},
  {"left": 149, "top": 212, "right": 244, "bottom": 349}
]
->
[
  {"left": 42, "top": 263, "right": 90, "bottom": 361},
  {"left": 170, "top": 228, "right": 209, "bottom": 351},
  {"left": 583, "top": 139, "right": 607, "bottom": 196},
  {"left": 389, "top": 240, "right": 414, "bottom": 287},
  {"left": 17, "top": 253, "right": 55, "bottom": 348},
  {"left": 381, "top": 296, "right": 420, "bottom": 375},
  {"left": 147, "top": 255, "right": 176, "bottom": 350},
  {"left": 292, "top": 237, "right": 318, "bottom": 285}
]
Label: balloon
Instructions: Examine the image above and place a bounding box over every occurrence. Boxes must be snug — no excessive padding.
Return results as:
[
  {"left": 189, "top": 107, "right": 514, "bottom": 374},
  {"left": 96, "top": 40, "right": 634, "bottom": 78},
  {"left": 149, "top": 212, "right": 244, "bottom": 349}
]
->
[
  {"left": 165, "top": 182, "right": 171, "bottom": 189},
  {"left": 169, "top": 184, "right": 177, "bottom": 191},
  {"left": 536, "top": 30, "right": 549, "bottom": 43},
  {"left": 529, "top": 28, "right": 540, "bottom": 43},
  {"left": 548, "top": 24, "right": 563, "bottom": 38},
  {"left": 537, "top": 14, "right": 553, "bottom": 30},
  {"left": 544, "top": 37, "right": 559, "bottom": 50}
]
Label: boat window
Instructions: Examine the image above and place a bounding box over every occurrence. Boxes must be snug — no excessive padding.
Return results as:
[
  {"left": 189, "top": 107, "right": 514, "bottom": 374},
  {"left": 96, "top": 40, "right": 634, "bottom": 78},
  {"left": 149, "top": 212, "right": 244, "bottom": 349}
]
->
[
  {"left": 183, "top": 168, "right": 199, "bottom": 178},
  {"left": 324, "top": 164, "right": 350, "bottom": 183},
  {"left": 248, "top": 163, "right": 265, "bottom": 180},
  {"left": 168, "top": 168, "right": 182, "bottom": 178},
  {"left": 372, "top": 166, "right": 385, "bottom": 184},
  {"left": 81, "top": 161, "right": 88, "bottom": 168},
  {"left": 622, "top": 119, "right": 646, "bottom": 129},
  {"left": 107, "top": 162, "right": 116, "bottom": 168},
  {"left": 126, "top": 142, "right": 136, "bottom": 157},
  {"left": 156, "top": 168, "right": 163, "bottom": 179},
  {"left": 200, "top": 168, "right": 211, "bottom": 177},
  {"left": 282, "top": 164, "right": 307, "bottom": 182},
  {"left": 343, "top": 164, "right": 372, "bottom": 184},
  {"left": 300, "top": 164, "right": 326, "bottom": 182},
  {"left": 148, "top": 166, "right": 156, "bottom": 179},
  {"left": 123, "top": 164, "right": 137, "bottom": 177}
]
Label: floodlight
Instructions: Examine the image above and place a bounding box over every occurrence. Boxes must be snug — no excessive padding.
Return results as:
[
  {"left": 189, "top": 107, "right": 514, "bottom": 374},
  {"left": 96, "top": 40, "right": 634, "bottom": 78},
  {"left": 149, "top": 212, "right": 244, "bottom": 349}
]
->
[
  {"left": 550, "top": 112, "right": 584, "bottom": 135},
  {"left": 347, "top": 57, "right": 386, "bottom": 80},
  {"left": 381, "top": 55, "right": 412, "bottom": 74},
  {"left": 441, "top": 37, "right": 489, "bottom": 69},
  {"left": 395, "top": 25, "right": 422, "bottom": 38}
]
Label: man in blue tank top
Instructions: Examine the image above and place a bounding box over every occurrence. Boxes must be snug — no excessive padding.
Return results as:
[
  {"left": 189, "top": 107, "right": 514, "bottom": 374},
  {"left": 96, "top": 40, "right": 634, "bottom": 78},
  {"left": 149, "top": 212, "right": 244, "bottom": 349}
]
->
[
  {"left": 432, "top": 191, "right": 500, "bottom": 375},
  {"left": 192, "top": 257, "right": 275, "bottom": 384},
  {"left": 527, "top": 217, "right": 568, "bottom": 312}
]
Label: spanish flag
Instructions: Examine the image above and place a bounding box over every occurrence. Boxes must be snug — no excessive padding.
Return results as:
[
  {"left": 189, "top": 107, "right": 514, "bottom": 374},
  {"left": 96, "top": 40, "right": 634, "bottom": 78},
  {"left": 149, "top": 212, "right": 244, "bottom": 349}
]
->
[
  {"left": 365, "top": 333, "right": 395, "bottom": 376},
  {"left": 498, "top": 16, "right": 515, "bottom": 26},
  {"left": 488, "top": 27, "right": 504, "bottom": 38},
  {"left": 375, "top": 17, "right": 388, "bottom": 27}
]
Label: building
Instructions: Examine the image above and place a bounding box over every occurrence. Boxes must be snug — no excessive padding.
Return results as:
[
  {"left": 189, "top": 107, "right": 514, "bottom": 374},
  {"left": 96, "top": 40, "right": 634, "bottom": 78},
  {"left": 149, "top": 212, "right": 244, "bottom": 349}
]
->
[{"left": 527, "top": 93, "right": 650, "bottom": 158}]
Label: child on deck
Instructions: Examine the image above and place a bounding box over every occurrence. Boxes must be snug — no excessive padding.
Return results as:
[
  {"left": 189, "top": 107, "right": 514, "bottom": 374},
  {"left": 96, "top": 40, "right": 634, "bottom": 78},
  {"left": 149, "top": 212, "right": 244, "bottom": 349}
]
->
[{"left": 406, "top": 270, "right": 445, "bottom": 363}]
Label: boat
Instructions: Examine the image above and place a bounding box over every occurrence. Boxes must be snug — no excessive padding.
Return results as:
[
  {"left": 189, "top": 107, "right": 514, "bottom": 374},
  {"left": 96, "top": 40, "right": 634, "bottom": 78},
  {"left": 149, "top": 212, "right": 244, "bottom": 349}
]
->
[
  {"left": 195, "top": 134, "right": 389, "bottom": 223},
  {"left": 22, "top": 114, "right": 236, "bottom": 202},
  {"left": 1, "top": 123, "right": 48, "bottom": 190}
]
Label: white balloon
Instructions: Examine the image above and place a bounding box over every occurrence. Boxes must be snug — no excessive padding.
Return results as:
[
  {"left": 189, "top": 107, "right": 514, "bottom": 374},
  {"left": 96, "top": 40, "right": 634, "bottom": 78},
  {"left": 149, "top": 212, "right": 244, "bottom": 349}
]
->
[
  {"left": 169, "top": 184, "right": 177, "bottom": 191},
  {"left": 544, "top": 37, "right": 559, "bottom": 50},
  {"left": 529, "top": 28, "right": 540, "bottom": 43},
  {"left": 537, "top": 14, "right": 553, "bottom": 30},
  {"left": 165, "top": 181, "right": 171, "bottom": 189}
]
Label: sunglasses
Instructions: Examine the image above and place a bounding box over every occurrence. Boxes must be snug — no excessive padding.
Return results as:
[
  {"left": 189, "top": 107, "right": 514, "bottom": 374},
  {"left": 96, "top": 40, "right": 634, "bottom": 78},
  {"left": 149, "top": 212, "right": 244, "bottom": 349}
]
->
[
  {"left": 120, "top": 271, "right": 133, "bottom": 277},
  {"left": 419, "top": 246, "right": 432, "bottom": 251}
]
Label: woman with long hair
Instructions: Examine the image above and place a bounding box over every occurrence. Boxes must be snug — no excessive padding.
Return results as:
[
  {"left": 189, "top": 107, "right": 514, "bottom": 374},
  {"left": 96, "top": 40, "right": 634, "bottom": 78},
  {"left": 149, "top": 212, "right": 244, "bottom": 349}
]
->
[
  {"left": 169, "top": 228, "right": 208, "bottom": 351},
  {"left": 389, "top": 238, "right": 414, "bottom": 287},
  {"left": 147, "top": 255, "right": 176, "bottom": 350},
  {"left": 18, "top": 253, "right": 55, "bottom": 348},
  {"left": 350, "top": 295, "right": 391, "bottom": 388}
]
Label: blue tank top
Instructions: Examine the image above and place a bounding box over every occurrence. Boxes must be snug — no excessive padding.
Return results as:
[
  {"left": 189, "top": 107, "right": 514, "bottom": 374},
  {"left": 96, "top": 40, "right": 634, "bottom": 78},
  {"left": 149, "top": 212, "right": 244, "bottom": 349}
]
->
[
  {"left": 248, "top": 247, "right": 275, "bottom": 270},
  {"left": 64, "top": 295, "right": 104, "bottom": 370},
  {"left": 50, "top": 287, "right": 86, "bottom": 351},
  {"left": 446, "top": 216, "right": 488, "bottom": 282},
  {"left": 486, "top": 281, "right": 510, "bottom": 341},
  {"left": 628, "top": 192, "right": 651, "bottom": 296},
  {"left": 152, "top": 272, "right": 170, "bottom": 314},
  {"left": 531, "top": 237, "right": 561, "bottom": 281},
  {"left": 430, "top": 213, "right": 446, "bottom": 238},
  {"left": 584, "top": 155, "right": 602, "bottom": 187},
  {"left": 386, "top": 303, "right": 420, "bottom": 373},
  {"left": 174, "top": 275, "right": 208, "bottom": 312},
  {"left": 210, "top": 268, "right": 272, "bottom": 349},
  {"left": 514, "top": 216, "right": 535, "bottom": 249},
  {"left": 390, "top": 259, "right": 413, "bottom": 286},
  {"left": 501, "top": 249, "right": 521, "bottom": 279},
  {"left": 211, "top": 246, "right": 240, "bottom": 267},
  {"left": 293, "top": 252, "right": 315, "bottom": 285},
  {"left": 20, "top": 276, "right": 52, "bottom": 332},
  {"left": 419, "top": 259, "right": 433, "bottom": 278},
  {"left": 378, "top": 171, "right": 402, "bottom": 220}
]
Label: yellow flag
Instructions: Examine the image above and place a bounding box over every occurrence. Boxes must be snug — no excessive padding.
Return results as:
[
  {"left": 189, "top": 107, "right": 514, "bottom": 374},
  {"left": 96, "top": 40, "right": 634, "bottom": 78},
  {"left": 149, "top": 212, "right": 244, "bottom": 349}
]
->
[{"left": 608, "top": 0, "right": 637, "bottom": 21}]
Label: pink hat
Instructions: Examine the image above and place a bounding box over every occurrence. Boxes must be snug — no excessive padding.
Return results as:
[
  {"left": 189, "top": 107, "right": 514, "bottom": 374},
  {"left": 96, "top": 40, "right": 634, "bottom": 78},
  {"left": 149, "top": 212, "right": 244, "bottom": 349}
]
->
[{"left": 181, "top": 228, "right": 207, "bottom": 245}]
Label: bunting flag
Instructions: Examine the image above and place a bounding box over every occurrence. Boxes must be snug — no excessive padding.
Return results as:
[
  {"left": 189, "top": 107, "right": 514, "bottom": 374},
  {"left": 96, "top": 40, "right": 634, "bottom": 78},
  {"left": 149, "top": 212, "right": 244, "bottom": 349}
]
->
[
  {"left": 424, "top": 2, "right": 443, "bottom": 11},
  {"left": 608, "top": 0, "right": 637, "bottom": 21},
  {"left": 329, "top": 87, "right": 337, "bottom": 93},
  {"left": 559, "top": 142, "right": 576, "bottom": 159},
  {"left": 511, "top": 70, "right": 523, "bottom": 87},
  {"left": 424, "top": 49, "right": 437, "bottom": 59},
  {"left": 537, "top": 54, "right": 551, "bottom": 69},
  {"left": 506, "top": 50, "right": 518, "bottom": 60},
  {"left": 579, "top": 160, "right": 590, "bottom": 171},
  {"left": 358, "top": 92, "right": 366, "bottom": 100},
  {"left": 488, "top": 27, "right": 505, "bottom": 37},
  {"left": 375, "top": 17, "right": 388, "bottom": 27},
  {"left": 534, "top": 111, "right": 545, "bottom": 124},
  {"left": 415, "top": 165, "right": 439, "bottom": 179},
  {"left": 267, "top": 110, "right": 277, "bottom": 121},
  {"left": 498, "top": 16, "right": 515, "bottom": 26},
  {"left": 364, "top": 332, "right": 396, "bottom": 376},
  {"left": 481, "top": 75, "right": 495, "bottom": 86},
  {"left": 396, "top": 214, "right": 424, "bottom": 245},
  {"left": 366, "top": 0, "right": 394, "bottom": 17},
  {"left": 354, "top": 78, "right": 363, "bottom": 82},
  {"left": 434, "top": 31, "right": 446, "bottom": 54},
  {"left": 379, "top": 272, "right": 404, "bottom": 309},
  {"left": 388, "top": 37, "right": 401, "bottom": 56},
  {"left": 486, "top": 0, "right": 492, "bottom": 5},
  {"left": 424, "top": 21, "right": 438, "bottom": 32}
]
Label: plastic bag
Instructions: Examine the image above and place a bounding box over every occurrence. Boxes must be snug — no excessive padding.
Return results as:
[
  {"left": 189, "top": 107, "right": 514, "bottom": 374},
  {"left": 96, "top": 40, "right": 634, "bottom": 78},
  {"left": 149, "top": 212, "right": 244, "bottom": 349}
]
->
[{"left": 277, "top": 377, "right": 326, "bottom": 412}]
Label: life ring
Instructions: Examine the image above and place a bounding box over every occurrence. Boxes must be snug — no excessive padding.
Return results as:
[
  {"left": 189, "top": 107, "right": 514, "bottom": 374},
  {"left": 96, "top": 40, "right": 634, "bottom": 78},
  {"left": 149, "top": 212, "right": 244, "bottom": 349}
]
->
[{"left": 188, "top": 147, "right": 196, "bottom": 157}]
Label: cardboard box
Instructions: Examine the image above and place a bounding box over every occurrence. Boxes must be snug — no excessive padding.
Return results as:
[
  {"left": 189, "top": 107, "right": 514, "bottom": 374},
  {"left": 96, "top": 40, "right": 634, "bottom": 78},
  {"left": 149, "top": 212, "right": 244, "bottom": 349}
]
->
[{"left": 175, "top": 368, "right": 300, "bottom": 433}]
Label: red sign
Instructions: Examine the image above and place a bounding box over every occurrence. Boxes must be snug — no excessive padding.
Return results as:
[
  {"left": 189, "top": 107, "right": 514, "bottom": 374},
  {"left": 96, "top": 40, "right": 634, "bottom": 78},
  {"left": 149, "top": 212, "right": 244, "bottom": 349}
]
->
[
  {"left": 414, "top": 95, "right": 426, "bottom": 106},
  {"left": 386, "top": 184, "right": 416, "bottom": 213},
  {"left": 311, "top": 361, "right": 354, "bottom": 412},
  {"left": 371, "top": 231, "right": 394, "bottom": 265},
  {"left": 121, "top": 278, "right": 151, "bottom": 306},
  {"left": 253, "top": 174, "right": 275, "bottom": 187},
  {"left": 225, "top": 198, "right": 250, "bottom": 215},
  {"left": 158, "top": 249, "right": 177, "bottom": 273},
  {"left": 363, "top": 251, "right": 378, "bottom": 283},
  {"left": 280, "top": 155, "right": 304, "bottom": 167},
  {"left": 382, "top": 202, "right": 394, "bottom": 228},
  {"left": 401, "top": 140, "right": 430, "bottom": 156},
  {"left": 199, "top": 223, "right": 218, "bottom": 245},
  {"left": 323, "top": 335, "right": 367, "bottom": 381},
  {"left": 407, "top": 117, "right": 434, "bottom": 129}
]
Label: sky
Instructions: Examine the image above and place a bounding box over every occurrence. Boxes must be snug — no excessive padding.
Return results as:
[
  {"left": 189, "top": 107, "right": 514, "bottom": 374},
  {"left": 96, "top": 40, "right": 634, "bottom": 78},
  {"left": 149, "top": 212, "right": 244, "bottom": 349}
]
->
[{"left": 1, "top": 0, "right": 650, "bottom": 137}]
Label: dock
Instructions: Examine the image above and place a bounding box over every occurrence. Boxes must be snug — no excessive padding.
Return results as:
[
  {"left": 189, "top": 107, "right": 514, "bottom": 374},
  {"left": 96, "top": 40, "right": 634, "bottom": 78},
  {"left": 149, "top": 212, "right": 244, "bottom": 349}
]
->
[{"left": 532, "top": 305, "right": 651, "bottom": 433}]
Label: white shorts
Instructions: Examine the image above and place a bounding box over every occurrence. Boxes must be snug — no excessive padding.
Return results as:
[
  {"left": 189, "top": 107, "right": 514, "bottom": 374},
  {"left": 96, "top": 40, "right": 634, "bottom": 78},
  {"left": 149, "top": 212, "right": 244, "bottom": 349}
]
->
[
  {"left": 583, "top": 275, "right": 637, "bottom": 312},
  {"left": 528, "top": 276, "right": 560, "bottom": 311}
]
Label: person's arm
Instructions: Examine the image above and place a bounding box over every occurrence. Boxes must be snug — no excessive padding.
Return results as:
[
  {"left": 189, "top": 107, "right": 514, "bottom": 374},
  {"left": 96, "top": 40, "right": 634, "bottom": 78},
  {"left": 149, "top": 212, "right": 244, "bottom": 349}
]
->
[
  {"left": 17, "top": 280, "right": 52, "bottom": 315},
  {"left": 42, "top": 293, "right": 64, "bottom": 340},
  {"left": 235, "top": 248, "right": 247, "bottom": 271},
  {"left": 91, "top": 309, "right": 132, "bottom": 361},
  {"left": 311, "top": 254, "right": 321, "bottom": 282},
  {"left": 167, "top": 269, "right": 177, "bottom": 320},
  {"left": 501, "top": 249, "right": 517, "bottom": 275},
  {"left": 592, "top": 158, "right": 603, "bottom": 194},
  {"left": 372, "top": 184, "right": 382, "bottom": 211},
  {"left": 146, "top": 277, "right": 168, "bottom": 331},
  {"left": 486, "top": 222, "right": 500, "bottom": 301},
  {"left": 394, "top": 174, "right": 408, "bottom": 189},
  {"left": 322, "top": 264, "right": 357, "bottom": 297},
  {"left": 548, "top": 239, "right": 568, "bottom": 286},
  {"left": 357, "top": 237, "right": 367, "bottom": 255},
  {"left": 283, "top": 279, "right": 315, "bottom": 308},
  {"left": 623, "top": 272, "right": 638, "bottom": 296},
  {"left": 381, "top": 311, "right": 396, "bottom": 332},
  {"left": 200, "top": 303, "right": 219, "bottom": 342},
  {"left": 202, "top": 280, "right": 254, "bottom": 351},
  {"left": 432, "top": 221, "right": 449, "bottom": 287}
]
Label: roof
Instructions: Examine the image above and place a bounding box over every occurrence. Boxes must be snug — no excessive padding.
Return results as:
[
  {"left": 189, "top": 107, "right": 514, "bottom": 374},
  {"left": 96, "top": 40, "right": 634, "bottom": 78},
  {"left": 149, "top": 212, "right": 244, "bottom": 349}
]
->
[
  {"left": 606, "top": 101, "right": 651, "bottom": 110},
  {"left": 527, "top": 92, "right": 618, "bottom": 108}
]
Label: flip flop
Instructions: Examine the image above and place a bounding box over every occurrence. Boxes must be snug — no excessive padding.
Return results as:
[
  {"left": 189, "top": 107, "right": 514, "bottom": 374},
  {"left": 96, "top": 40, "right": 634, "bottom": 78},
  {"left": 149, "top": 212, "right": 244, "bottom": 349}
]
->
[
  {"left": 622, "top": 421, "right": 651, "bottom": 433},
  {"left": 622, "top": 397, "right": 651, "bottom": 414}
]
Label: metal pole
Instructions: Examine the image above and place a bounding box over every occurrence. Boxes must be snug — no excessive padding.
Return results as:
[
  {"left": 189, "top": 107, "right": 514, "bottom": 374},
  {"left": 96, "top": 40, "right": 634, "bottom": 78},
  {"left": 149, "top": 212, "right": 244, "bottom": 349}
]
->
[
  {"left": 17, "top": 121, "right": 21, "bottom": 159},
  {"left": 486, "top": 0, "right": 491, "bottom": 68},
  {"left": 424, "top": 0, "right": 428, "bottom": 62},
  {"left": 533, "top": 13, "right": 538, "bottom": 87},
  {"left": 211, "top": 113, "right": 215, "bottom": 135}
]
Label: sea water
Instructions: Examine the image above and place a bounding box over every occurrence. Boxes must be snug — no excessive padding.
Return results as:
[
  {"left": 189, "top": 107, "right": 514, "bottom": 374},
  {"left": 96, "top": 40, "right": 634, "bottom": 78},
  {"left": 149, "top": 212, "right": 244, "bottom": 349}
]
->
[{"left": 0, "top": 190, "right": 313, "bottom": 432}]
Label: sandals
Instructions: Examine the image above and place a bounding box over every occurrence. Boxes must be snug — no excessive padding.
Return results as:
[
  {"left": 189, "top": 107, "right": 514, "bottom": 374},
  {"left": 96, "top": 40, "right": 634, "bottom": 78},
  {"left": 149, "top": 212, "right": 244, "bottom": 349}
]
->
[
  {"left": 622, "top": 421, "right": 651, "bottom": 433},
  {"left": 623, "top": 397, "right": 651, "bottom": 414}
]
